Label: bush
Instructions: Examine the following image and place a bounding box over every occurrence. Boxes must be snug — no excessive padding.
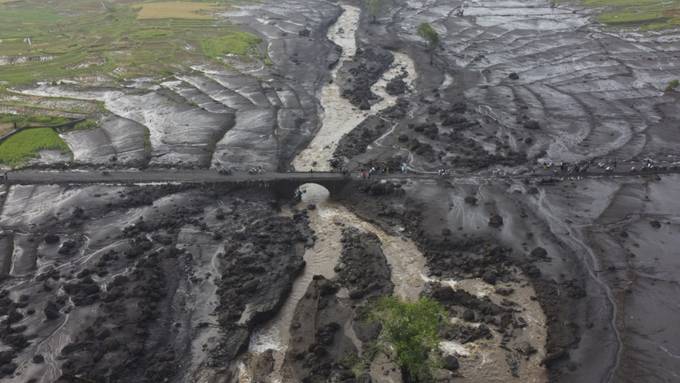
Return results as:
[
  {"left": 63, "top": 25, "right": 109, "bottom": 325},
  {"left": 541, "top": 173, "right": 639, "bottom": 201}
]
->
[
  {"left": 371, "top": 297, "right": 445, "bottom": 382},
  {"left": 72, "top": 119, "right": 99, "bottom": 131},
  {"left": 666, "top": 79, "right": 679, "bottom": 92}
]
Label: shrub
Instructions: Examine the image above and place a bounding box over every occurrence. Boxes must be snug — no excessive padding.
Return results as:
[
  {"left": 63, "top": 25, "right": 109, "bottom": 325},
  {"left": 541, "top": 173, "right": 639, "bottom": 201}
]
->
[
  {"left": 72, "top": 119, "right": 99, "bottom": 131},
  {"left": 417, "top": 23, "right": 440, "bottom": 64},
  {"left": 666, "top": 79, "right": 679, "bottom": 92},
  {"left": 371, "top": 297, "right": 445, "bottom": 382}
]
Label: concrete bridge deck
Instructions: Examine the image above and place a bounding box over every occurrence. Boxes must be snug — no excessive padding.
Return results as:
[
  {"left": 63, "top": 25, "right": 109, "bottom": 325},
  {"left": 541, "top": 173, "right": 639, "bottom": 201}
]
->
[
  {"left": 2, "top": 166, "right": 680, "bottom": 187},
  {"left": 3, "top": 169, "right": 351, "bottom": 185}
]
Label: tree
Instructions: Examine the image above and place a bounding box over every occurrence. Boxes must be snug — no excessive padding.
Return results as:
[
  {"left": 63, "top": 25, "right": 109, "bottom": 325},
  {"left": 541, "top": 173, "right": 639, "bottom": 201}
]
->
[
  {"left": 417, "top": 22, "right": 440, "bottom": 65},
  {"left": 370, "top": 297, "right": 445, "bottom": 382},
  {"left": 367, "top": 0, "right": 381, "bottom": 23}
]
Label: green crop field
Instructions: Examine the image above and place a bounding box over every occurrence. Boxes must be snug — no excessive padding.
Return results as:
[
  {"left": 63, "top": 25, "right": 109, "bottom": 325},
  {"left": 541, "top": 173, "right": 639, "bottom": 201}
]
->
[
  {"left": 574, "top": 0, "right": 680, "bottom": 29},
  {"left": 201, "top": 31, "right": 263, "bottom": 58},
  {"left": 0, "top": 113, "right": 70, "bottom": 128},
  {"left": 0, "top": 127, "right": 71, "bottom": 167},
  {"left": 0, "top": 0, "right": 264, "bottom": 88}
]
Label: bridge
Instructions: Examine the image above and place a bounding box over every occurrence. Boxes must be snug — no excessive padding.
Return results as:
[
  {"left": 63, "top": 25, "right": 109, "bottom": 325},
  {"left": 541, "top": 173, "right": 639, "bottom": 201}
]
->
[
  {"left": 3, "top": 165, "right": 680, "bottom": 198},
  {"left": 2, "top": 169, "right": 358, "bottom": 199}
]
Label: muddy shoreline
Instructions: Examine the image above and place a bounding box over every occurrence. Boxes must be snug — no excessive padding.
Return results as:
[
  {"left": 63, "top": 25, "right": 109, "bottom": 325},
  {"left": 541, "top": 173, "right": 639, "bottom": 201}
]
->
[{"left": 2, "top": 0, "right": 680, "bottom": 382}]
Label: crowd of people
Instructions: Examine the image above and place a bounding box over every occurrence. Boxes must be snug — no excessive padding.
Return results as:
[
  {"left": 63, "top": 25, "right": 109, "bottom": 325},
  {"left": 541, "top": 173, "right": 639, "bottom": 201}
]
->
[{"left": 536, "top": 157, "right": 671, "bottom": 175}]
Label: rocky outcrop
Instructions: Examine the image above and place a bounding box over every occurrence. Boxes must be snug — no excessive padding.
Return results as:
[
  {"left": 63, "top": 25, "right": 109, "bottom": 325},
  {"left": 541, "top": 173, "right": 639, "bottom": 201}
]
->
[{"left": 337, "top": 47, "right": 394, "bottom": 109}]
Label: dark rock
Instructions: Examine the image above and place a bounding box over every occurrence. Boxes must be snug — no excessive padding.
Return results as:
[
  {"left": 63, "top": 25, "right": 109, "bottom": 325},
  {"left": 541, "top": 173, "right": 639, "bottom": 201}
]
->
[
  {"left": 0, "top": 351, "right": 15, "bottom": 365},
  {"left": 7, "top": 309, "right": 23, "bottom": 324},
  {"left": 482, "top": 270, "right": 498, "bottom": 285},
  {"left": 385, "top": 77, "right": 407, "bottom": 95},
  {"left": 508, "top": 72, "right": 519, "bottom": 80},
  {"left": 337, "top": 47, "right": 394, "bottom": 109},
  {"left": 0, "top": 362, "right": 17, "bottom": 377},
  {"left": 464, "top": 196, "right": 478, "bottom": 206},
  {"left": 443, "top": 355, "right": 460, "bottom": 371},
  {"left": 523, "top": 120, "right": 540, "bottom": 130},
  {"left": 451, "top": 102, "right": 467, "bottom": 113},
  {"left": 336, "top": 228, "right": 393, "bottom": 299},
  {"left": 489, "top": 214, "right": 504, "bottom": 228},
  {"left": 44, "top": 301, "right": 60, "bottom": 320},
  {"left": 58, "top": 240, "right": 78, "bottom": 255},
  {"left": 542, "top": 349, "right": 569, "bottom": 367},
  {"left": 530, "top": 247, "right": 549, "bottom": 261},
  {"left": 44, "top": 234, "right": 60, "bottom": 244},
  {"left": 516, "top": 341, "right": 537, "bottom": 357},
  {"left": 332, "top": 116, "right": 389, "bottom": 165}
]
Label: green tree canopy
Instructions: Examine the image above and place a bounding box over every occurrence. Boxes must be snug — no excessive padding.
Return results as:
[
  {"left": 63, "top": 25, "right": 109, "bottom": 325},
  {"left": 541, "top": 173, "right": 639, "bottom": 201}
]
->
[
  {"left": 367, "top": 0, "right": 382, "bottom": 23},
  {"left": 417, "top": 22, "right": 440, "bottom": 49},
  {"left": 417, "top": 23, "right": 440, "bottom": 64},
  {"left": 371, "top": 297, "right": 445, "bottom": 382}
]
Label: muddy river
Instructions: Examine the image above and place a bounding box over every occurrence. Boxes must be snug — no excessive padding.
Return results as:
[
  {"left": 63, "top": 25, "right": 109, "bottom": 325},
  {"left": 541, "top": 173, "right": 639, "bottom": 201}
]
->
[{"left": 240, "top": 4, "right": 547, "bottom": 382}]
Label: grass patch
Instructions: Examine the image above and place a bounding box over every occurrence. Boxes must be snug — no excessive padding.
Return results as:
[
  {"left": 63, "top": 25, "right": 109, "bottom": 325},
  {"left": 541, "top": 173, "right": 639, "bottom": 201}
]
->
[
  {"left": 0, "top": 0, "right": 264, "bottom": 86},
  {"left": 0, "top": 113, "right": 70, "bottom": 128},
  {"left": 370, "top": 297, "right": 445, "bottom": 382},
  {"left": 0, "top": 127, "right": 70, "bottom": 167},
  {"left": 136, "top": 1, "right": 220, "bottom": 20},
  {"left": 572, "top": 0, "right": 680, "bottom": 29},
  {"left": 0, "top": 123, "right": 13, "bottom": 136},
  {"left": 201, "top": 31, "right": 263, "bottom": 58},
  {"left": 70, "top": 119, "right": 98, "bottom": 131}
]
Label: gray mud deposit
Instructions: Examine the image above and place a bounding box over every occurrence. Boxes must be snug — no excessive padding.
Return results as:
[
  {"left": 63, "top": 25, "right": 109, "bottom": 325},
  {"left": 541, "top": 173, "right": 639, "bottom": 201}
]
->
[{"left": 2, "top": 0, "right": 680, "bottom": 382}]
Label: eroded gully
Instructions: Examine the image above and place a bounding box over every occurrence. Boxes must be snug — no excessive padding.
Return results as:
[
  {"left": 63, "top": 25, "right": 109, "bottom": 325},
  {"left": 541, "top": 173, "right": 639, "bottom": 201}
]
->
[
  {"left": 240, "top": 4, "right": 424, "bottom": 382},
  {"left": 239, "top": 3, "right": 547, "bottom": 382}
]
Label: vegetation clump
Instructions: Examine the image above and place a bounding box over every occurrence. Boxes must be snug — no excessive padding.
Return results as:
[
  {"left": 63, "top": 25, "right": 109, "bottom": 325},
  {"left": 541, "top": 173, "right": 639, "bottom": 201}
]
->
[
  {"left": 417, "top": 23, "right": 440, "bottom": 64},
  {"left": 371, "top": 297, "right": 445, "bottom": 382},
  {"left": 135, "top": 1, "right": 220, "bottom": 20},
  {"left": 201, "top": 31, "right": 263, "bottom": 59},
  {"left": 367, "top": 0, "right": 382, "bottom": 23},
  {"left": 0, "top": 0, "right": 265, "bottom": 86},
  {"left": 666, "top": 79, "right": 679, "bottom": 92},
  {"left": 576, "top": 0, "right": 680, "bottom": 30},
  {"left": 0, "top": 127, "right": 70, "bottom": 167},
  {"left": 0, "top": 113, "right": 70, "bottom": 129},
  {"left": 71, "top": 119, "right": 99, "bottom": 131}
]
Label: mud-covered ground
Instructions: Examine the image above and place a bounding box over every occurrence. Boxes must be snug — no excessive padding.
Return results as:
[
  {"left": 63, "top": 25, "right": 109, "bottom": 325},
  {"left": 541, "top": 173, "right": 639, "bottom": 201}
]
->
[{"left": 2, "top": 0, "right": 680, "bottom": 382}]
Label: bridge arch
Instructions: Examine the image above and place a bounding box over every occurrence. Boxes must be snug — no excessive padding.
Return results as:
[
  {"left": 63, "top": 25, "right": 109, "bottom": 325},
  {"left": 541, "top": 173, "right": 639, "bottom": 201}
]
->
[{"left": 268, "top": 177, "right": 352, "bottom": 200}]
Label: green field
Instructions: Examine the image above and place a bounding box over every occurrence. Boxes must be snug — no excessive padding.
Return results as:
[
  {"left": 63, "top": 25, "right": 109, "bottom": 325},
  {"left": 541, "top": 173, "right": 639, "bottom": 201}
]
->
[
  {"left": 201, "top": 31, "right": 263, "bottom": 58},
  {"left": 0, "top": 0, "right": 264, "bottom": 87},
  {"left": 0, "top": 127, "right": 71, "bottom": 167},
  {"left": 576, "top": 0, "right": 680, "bottom": 29},
  {"left": 0, "top": 113, "right": 70, "bottom": 128}
]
